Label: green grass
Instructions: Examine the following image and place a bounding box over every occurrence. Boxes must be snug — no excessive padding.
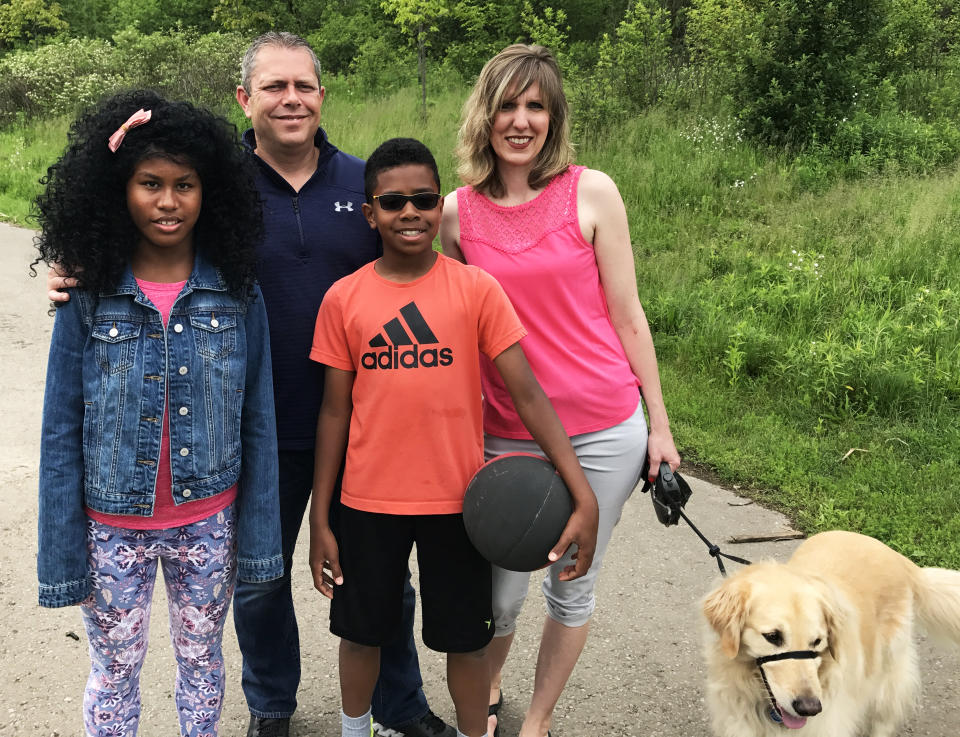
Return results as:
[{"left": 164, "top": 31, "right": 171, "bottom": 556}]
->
[
  {"left": 0, "top": 117, "right": 70, "bottom": 224},
  {"left": 583, "top": 108, "right": 960, "bottom": 567},
  {"left": 5, "top": 83, "right": 959, "bottom": 568}
]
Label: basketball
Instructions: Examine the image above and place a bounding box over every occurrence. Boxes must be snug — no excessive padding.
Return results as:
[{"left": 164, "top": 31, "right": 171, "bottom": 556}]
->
[{"left": 463, "top": 453, "right": 574, "bottom": 572}]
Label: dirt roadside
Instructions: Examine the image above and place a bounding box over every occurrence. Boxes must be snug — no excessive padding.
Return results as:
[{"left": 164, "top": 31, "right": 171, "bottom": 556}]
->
[{"left": 1, "top": 221, "right": 956, "bottom": 736}]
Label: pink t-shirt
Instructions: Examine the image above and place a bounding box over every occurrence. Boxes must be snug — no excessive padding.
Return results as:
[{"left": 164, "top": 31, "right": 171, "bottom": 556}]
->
[
  {"left": 86, "top": 278, "right": 237, "bottom": 529},
  {"left": 457, "top": 165, "right": 640, "bottom": 439}
]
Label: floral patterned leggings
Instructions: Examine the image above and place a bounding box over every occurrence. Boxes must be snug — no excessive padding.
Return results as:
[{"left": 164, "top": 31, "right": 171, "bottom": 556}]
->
[{"left": 80, "top": 505, "right": 237, "bottom": 737}]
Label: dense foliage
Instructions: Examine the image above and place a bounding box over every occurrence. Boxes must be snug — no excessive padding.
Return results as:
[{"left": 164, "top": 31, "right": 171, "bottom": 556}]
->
[{"left": 4, "top": 0, "right": 960, "bottom": 163}]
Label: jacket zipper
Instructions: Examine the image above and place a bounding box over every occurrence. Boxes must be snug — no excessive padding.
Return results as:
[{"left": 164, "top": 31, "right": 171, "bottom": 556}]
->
[{"left": 293, "top": 194, "right": 306, "bottom": 259}]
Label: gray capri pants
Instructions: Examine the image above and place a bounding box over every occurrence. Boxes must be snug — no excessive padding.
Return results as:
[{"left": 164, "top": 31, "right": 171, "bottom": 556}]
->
[{"left": 484, "top": 400, "right": 648, "bottom": 634}]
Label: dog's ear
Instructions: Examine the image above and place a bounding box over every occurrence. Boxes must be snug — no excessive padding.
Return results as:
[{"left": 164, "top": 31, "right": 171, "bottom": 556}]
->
[{"left": 703, "top": 577, "right": 750, "bottom": 658}]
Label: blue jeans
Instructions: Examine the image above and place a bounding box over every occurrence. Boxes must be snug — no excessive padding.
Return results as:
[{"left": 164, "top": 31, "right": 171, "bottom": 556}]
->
[{"left": 233, "top": 449, "right": 428, "bottom": 723}]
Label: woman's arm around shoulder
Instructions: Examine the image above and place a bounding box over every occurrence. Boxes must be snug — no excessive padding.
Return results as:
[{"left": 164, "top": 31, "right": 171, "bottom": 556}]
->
[
  {"left": 439, "top": 189, "right": 466, "bottom": 263},
  {"left": 579, "top": 168, "right": 681, "bottom": 478}
]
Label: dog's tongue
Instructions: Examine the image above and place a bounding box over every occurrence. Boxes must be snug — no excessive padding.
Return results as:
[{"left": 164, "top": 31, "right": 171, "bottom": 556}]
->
[{"left": 779, "top": 709, "right": 808, "bottom": 729}]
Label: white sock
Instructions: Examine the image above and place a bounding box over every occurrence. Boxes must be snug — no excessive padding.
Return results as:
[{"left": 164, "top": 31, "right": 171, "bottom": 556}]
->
[{"left": 342, "top": 708, "right": 372, "bottom": 737}]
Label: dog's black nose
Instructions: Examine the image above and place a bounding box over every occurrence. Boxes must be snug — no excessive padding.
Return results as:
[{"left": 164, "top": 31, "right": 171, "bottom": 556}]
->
[{"left": 792, "top": 697, "right": 822, "bottom": 716}]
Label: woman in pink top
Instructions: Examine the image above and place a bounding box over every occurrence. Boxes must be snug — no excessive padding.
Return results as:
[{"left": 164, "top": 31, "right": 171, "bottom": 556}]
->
[{"left": 439, "top": 44, "right": 681, "bottom": 737}]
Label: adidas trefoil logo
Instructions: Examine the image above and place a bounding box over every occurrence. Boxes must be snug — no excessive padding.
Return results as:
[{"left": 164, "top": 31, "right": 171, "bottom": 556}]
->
[{"left": 362, "top": 301, "right": 453, "bottom": 370}]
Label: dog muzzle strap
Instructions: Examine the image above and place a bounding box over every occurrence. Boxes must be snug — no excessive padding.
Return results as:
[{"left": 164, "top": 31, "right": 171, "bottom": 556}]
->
[
  {"left": 755, "top": 650, "right": 821, "bottom": 726},
  {"left": 756, "top": 650, "right": 820, "bottom": 666}
]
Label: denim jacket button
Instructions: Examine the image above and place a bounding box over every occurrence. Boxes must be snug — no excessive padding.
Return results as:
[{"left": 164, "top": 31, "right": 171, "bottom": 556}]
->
[
  {"left": 173, "top": 323, "right": 184, "bottom": 333},
  {"left": 179, "top": 447, "right": 190, "bottom": 456},
  {"left": 182, "top": 489, "right": 192, "bottom": 498},
  {"left": 178, "top": 406, "right": 189, "bottom": 416},
  {"left": 210, "top": 318, "right": 219, "bottom": 328},
  {"left": 108, "top": 327, "right": 119, "bottom": 337},
  {"left": 178, "top": 366, "right": 188, "bottom": 375}
]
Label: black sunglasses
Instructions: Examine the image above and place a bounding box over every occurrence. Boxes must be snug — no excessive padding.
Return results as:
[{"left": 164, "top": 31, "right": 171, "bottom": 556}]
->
[{"left": 373, "top": 192, "right": 442, "bottom": 211}]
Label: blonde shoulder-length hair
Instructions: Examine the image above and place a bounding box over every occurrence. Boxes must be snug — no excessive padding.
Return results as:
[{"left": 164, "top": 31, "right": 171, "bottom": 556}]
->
[{"left": 456, "top": 44, "right": 575, "bottom": 199}]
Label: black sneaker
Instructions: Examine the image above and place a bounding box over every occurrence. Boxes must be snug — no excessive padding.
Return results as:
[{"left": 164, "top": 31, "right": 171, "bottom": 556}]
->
[
  {"left": 373, "top": 710, "right": 456, "bottom": 737},
  {"left": 247, "top": 715, "right": 290, "bottom": 737}
]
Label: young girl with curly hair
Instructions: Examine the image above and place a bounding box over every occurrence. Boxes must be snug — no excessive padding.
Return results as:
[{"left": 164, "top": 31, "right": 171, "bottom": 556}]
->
[{"left": 34, "top": 89, "right": 283, "bottom": 737}]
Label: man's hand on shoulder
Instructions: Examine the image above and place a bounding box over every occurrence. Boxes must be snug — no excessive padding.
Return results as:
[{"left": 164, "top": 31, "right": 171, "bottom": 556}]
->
[{"left": 47, "top": 265, "right": 78, "bottom": 303}]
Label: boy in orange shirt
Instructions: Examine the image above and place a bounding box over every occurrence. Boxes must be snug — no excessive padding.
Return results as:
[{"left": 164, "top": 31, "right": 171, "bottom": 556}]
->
[{"left": 308, "top": 138, "right": 599, "bottom": 737}]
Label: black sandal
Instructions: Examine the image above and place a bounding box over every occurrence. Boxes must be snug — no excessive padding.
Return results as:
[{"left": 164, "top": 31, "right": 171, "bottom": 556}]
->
[{"left": 488, "top": 691, "right": 503, "bottom": 737}]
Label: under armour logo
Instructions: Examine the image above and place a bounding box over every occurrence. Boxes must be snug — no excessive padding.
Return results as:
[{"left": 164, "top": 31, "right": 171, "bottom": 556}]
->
[{"left": 334, "top": 201, "right": 354, "bottom": 212}]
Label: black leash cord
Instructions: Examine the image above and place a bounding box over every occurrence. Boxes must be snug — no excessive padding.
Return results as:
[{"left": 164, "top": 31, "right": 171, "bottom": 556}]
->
[
  {"left": 675, "top": 508, "right": 752, "bottom": 576},
  {"left": 641, "top": 461, "right": 752, "bottom": 576}
]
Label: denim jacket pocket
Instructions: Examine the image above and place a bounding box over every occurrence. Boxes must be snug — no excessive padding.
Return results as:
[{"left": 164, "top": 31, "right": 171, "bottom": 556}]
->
[
  {"left": 91, "top": 319, "right": 142, "bottom": 373},
  {"left": 191, "top": 312, "right": 238, "bottom": 359}
]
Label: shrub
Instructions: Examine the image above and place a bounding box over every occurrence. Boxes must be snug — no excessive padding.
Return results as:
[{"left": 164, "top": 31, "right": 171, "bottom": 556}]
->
[
  {"left": 306, "top": 13, "right": 364, "bottom": 76},
  {"left": 113, "top": 30, "right": 247, "bottom": 114},
  {"left": 566, "top": 1, "right": 676, "bottom": 140},
  {"left": 0, "top": 31, "right": 247, "bottom": 123},
  {"left": 735, "top": 0, "right": 885, "bottom": 146},
  {"left": 604, "top": 0, "right": 673, "bottom": 108},
  {"left": 0, "top": 38, "right": 124, "bottom": 122},
  {"left": 348, "top": 34, "right": 417, "bottom": 97},
  {"left": 0, "top": 0, "right": 67, "bottom": 51}
]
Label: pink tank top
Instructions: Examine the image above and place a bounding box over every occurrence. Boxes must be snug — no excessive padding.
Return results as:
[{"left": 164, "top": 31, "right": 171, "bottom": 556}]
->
[
  {"left": 87, "top": 278, "right": 237, "bottom": 529},
  {"left": 457, "top": 165, "right": 640, "bottom": 439}
]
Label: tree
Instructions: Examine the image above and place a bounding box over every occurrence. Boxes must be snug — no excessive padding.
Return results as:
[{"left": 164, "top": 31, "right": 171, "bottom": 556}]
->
[
  {"left": 381, "top": 0, "right": 450, "bottom": 118},
  {"left": 521, "top": 0, "right": 569, "bottom": 52},
  {"left": 441, "top": 0, "right": 521, "bottom": 76},
  {"left": 689, "top": 0, "right": 888, "bottom": 146},
  {"left": 0, "top": 0, "right": 67, "bottom": 50},
  {"left": 212, "top": 0, "right": 295, "bottom": 34},
  {"left": 108, "top": 0, "right": 163, "bottom": 33},
  {"left": 56, "top": 0, "right": 111, "bottom": 38}
]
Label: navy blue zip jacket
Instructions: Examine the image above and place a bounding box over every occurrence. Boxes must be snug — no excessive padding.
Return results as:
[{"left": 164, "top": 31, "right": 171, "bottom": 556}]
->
[{"left": 243, "top": 128, "right": 380, "bottom": 450}]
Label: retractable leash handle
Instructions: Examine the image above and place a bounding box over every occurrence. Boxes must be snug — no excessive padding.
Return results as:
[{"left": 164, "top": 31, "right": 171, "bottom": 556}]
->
[
  {"left": 639, "top": 458, "right": 751, "bottom": 576},
  {"left": 639, "top": 460, "right": 691, "bottom": 526}
]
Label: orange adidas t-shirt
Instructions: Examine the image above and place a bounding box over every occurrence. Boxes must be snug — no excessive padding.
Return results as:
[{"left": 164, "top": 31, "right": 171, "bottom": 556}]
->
[{"left": 310, "top": 254, "right": 526, "bottom": 515}]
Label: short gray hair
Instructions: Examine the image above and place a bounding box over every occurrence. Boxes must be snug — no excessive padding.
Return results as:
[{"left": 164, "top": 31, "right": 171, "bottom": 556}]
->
[{"left": 241, "top": 32, "right": 322, "bottom": 92}]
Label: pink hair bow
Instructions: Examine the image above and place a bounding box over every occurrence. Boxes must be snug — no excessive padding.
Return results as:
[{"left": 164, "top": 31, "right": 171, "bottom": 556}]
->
[{"left": 107, "top": 108, "right": 152, "bottom": 152}]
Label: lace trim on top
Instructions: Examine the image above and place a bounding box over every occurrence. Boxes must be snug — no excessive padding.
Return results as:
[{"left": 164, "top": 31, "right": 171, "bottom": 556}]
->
[{"left": 460, "top": 165, "right": 584, "bottom": 254}]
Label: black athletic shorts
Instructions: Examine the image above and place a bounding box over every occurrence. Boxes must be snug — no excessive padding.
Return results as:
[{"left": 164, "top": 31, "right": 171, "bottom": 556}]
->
[{"left": 330, "top": 506, "right": 494, "bottom": 653}]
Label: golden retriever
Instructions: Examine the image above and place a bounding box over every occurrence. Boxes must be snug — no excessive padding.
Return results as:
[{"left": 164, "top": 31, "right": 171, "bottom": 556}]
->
[{"left": 701, "top": 530, "right": 960, "bottom": 736}]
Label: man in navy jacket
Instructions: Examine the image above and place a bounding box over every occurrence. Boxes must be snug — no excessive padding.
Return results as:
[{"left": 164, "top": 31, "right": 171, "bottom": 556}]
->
[{"left": 232, "top": 33, "right": 454, "bottom": 737}]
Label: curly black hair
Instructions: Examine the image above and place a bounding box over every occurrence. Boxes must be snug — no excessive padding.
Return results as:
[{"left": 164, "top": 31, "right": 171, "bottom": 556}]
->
[{"left": 33, "top": 89, "right": 263, "bottom": 299}]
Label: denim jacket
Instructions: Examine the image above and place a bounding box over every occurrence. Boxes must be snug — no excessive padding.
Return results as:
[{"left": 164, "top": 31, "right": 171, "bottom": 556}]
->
[{"left": 38, "top": 258, "right": 283, "bottom": 607}]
